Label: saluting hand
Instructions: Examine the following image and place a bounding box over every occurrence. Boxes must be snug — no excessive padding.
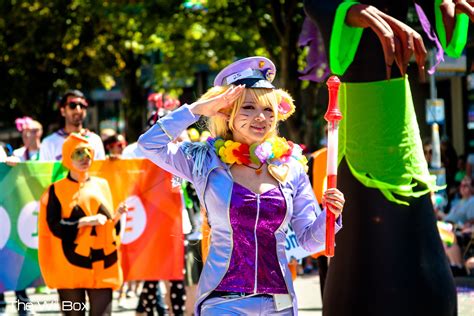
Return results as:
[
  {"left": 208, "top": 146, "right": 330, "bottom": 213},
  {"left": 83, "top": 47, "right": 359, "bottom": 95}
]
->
[{"left": 190, "top": 84, "right": 246, "bottom": 119}]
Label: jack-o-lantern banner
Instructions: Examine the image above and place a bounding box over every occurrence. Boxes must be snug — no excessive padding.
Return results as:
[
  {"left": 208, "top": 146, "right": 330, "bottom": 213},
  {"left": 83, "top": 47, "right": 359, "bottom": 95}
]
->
[{"left": 0, "top": 159, "right": 183, "bottom": 291}]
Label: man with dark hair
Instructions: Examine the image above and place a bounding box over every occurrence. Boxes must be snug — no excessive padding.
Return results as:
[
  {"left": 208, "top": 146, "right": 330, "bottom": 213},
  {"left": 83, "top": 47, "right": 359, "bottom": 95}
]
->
[{"left": 39, "top": 90, "right": 105, "bottom": 161}]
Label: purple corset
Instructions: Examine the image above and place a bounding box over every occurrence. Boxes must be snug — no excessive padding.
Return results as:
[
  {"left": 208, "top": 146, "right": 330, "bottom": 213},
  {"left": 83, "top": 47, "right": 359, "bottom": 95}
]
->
[{"left": 215, "top": 182, "right": 288, "bottom": 294}]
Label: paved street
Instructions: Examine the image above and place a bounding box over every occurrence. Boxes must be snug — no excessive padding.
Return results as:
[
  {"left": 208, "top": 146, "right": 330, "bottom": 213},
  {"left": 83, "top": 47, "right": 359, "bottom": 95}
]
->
[{"left": 2, "top": 273, "right": 473, "bottom": 315}]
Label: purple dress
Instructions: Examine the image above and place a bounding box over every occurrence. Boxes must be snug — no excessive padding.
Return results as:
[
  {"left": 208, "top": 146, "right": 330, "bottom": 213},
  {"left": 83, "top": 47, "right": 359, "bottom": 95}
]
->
[{"left": 215, "top": 182, "right": 288, "bottom": 294}]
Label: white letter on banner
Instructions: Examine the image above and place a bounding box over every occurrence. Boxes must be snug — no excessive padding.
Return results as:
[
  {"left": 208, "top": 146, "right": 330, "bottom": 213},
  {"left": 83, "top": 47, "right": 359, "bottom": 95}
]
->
[
  {"left": 121, "top": 195, "right": 147, "bottom": 244},
  {"left": 284, "top": 224, "right": 313, "bottom": 261},
  {"left": 0, "top": 206, "right": 11, "bottom": 249},
  {"left": 17, "top": 201, "right": 40, "bottom": 249}
]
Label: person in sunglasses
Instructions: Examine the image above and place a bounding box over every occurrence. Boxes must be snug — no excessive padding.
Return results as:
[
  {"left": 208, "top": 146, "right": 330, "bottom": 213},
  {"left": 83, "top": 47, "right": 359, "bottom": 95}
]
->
[{"left": 39, "top": 89, "right": 105, "bottom": 161}]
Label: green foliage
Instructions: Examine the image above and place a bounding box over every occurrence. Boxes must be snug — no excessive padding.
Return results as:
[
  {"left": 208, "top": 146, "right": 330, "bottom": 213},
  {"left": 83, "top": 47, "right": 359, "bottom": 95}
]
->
[
  {"left": 148, "top": 0, "right": 270, "bottom": 94},
  {"left": 0, "top": 0, "right": 324, "bottom": 148}
]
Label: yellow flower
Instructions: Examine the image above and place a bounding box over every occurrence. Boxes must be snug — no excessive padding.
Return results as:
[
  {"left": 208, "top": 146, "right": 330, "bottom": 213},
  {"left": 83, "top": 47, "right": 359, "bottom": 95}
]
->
[
  {"left": 218, "top": 146, "right": 226, "bottom": 160},
  {"left": 225, "top": 142, "right": 240, "bottom": 164},
  {"left": 272, "top": 137, "right": 290, "bottom": 158},
  {"left": 218, "top": 140, "right": 242, "bottom": 164}
]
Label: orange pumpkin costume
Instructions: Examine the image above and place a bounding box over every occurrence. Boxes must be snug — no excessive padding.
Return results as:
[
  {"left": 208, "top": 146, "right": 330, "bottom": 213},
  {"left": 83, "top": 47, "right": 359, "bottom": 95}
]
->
[{"left": 38, "top": 134, "right": 123, "bottom": 290}]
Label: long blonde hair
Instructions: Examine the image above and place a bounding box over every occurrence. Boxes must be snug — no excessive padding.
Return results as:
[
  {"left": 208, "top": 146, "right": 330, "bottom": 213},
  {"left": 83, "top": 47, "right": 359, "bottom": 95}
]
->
[{"left": 199, "top": 86, "right": 294, "bottom": 140}]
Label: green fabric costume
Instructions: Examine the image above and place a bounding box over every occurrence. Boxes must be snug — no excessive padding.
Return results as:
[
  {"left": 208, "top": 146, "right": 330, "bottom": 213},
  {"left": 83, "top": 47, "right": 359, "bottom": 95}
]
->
[
  {"left": 330, "top": 1, "right": 468, "bottom": 204},
  {"left": 330, "top": 1, "right": 363, "bottom": 75},
  {"left": 434, "top": 0, "right": 469, "bottom": 57},
  {"left": 338, "top": 77, "right": 439, "bottom": 205}
]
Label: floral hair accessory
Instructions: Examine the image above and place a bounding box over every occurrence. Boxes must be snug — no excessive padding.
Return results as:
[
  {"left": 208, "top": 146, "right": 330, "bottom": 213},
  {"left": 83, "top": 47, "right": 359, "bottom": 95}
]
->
[
  {"left": 15, "top": 116, "right": 33, "bottom": 132},
  {"left": 277, "top": 91, "right": 295, "bottom": 121}
]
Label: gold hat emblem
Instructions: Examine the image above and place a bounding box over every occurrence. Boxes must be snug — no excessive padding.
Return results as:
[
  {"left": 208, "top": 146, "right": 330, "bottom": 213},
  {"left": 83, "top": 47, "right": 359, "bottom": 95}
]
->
[{"left": 259, "top": 60, "right": 265, "bottom": 68}]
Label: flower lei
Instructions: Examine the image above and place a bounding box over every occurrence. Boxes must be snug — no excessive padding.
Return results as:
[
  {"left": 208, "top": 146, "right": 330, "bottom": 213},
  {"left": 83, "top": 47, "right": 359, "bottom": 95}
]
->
[{"left": 208, "top": 136, "right": 308, "bottom": 169}]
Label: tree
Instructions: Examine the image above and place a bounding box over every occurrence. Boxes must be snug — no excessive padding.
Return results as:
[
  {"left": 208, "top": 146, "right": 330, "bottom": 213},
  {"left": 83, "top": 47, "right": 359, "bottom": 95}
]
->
[
  {"left": 0, "top": 1, "right": 183, "bottom": 140},
  {"left": 149, "top": 0, "right": 327, "bottom": 147},
  {"left": 0, "top": 0, "right": 326, "bottom": 148}
]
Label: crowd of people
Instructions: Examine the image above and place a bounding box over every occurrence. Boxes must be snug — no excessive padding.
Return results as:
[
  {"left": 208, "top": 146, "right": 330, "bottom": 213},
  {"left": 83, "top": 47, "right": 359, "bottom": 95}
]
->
[
  {"left": 424, "top": 139, "right": 474, "bottom": 276},
  {"left": 1, "top": 54, "right": 473, "bottom": 316}
]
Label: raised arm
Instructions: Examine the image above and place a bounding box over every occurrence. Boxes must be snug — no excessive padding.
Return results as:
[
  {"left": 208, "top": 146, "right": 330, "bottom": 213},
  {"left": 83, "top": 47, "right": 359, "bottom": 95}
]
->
[{"left": 138, "top": 85, "right": 245, "bottom": 182}]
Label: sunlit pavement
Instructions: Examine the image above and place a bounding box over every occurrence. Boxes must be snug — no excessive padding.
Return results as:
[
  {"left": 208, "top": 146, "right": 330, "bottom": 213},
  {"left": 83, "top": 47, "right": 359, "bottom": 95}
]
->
[{"left": 2, "top": 273, "right": 473, "bottom": 315}]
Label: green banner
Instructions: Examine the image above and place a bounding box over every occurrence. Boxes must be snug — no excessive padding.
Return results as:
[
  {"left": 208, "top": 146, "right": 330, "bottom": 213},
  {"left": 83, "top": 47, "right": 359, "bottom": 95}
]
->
[{"left": 0, "top": 162, "right": 67, "bottom": 291}]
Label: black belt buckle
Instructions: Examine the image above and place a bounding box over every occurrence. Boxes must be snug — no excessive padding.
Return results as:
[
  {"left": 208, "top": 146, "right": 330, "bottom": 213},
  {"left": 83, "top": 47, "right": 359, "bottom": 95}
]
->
[{"left": 211, "top": 291, "right": 250, "bottom": 299}]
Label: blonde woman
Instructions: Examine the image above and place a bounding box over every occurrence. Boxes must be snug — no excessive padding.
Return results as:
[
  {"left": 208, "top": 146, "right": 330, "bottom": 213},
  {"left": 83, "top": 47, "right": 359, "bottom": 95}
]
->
[{"left": 138, "top": 56, "right": 344, "bottom": 315}]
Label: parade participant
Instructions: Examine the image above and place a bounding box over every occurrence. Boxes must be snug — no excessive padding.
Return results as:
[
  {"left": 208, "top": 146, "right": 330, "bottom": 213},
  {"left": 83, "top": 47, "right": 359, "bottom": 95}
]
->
[
  {"left": 138, "top": 56, "right": 345, "bottom": 315},
  {"left": 304, "top": 1, "right": 472, "bottom": 315},
  {"left": 39, "top": 89, "right": 105, "bottom": 161},
  {"left": 38, "top": 134, "right": 127, "bottom": 316}
]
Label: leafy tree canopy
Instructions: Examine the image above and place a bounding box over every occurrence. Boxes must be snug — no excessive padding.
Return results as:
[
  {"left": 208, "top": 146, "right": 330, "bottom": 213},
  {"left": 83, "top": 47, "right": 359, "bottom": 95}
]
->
[{"left": 0, "top": 0, "right": 326, "bottom": 148}]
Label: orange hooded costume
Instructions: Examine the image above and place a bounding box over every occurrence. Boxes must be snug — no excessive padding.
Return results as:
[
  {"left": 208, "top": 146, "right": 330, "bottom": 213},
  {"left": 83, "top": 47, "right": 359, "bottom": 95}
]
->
[{"left": 38, "top": 134, "right": 123, "bottom": 290}]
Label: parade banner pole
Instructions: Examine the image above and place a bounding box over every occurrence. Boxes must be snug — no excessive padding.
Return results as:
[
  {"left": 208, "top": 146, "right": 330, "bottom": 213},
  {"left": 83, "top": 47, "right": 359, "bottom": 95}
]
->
[{"left": 324, "top": 76, "right": 342, "bottom": 257}]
